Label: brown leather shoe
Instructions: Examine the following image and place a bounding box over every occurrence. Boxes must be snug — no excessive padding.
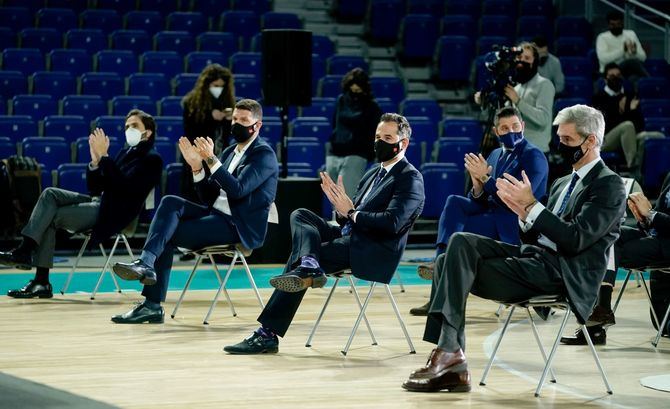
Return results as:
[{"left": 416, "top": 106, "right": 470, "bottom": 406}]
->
[
  {"left": 402, "top": 348, "right": 471, "bottom": 392},
  {"left": 409, "top": 301, "right": 430, "bottom": 316},
  {"left": 416, "top": 262, "right": 434, "bottom": 280},
  {"left": 586, "top": 305, "right": 616, "bottom": 327}
]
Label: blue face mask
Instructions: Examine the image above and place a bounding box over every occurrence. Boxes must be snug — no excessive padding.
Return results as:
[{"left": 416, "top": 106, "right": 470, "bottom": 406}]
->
[{"left": 499, "top": 131, "right": 524, "bottom": 149}]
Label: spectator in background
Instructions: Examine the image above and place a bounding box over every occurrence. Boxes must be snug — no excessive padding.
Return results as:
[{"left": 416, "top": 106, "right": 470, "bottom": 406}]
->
[
  {"left": 532, "top": 35, "right": 565, "bottom": 94},
  {"left": 180, "top": 64, "right": 236, "bottom": 202},
  {"left": 596, "top": 10, "right": 648, "bottom": 81},
  {"left": 327, "top": 68, "right": 382, "bottom": 198}
]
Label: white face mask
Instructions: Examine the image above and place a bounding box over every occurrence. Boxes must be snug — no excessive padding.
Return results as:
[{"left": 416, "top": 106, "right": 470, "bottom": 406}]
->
[
  {"left": 209, "top": 86, "right": 223, "bottom": 99},
  {"left": 125, "top": 127, "right": 144, "bottom": 147}
]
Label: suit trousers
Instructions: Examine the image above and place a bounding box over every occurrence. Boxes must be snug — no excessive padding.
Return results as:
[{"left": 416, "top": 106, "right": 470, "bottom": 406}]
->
[
  {"left": 603, "top": 225, "right": 670, "bottom": 286},
  {"left": 21, "top": 187, "right": 99, "bottom": 269},
  {"left": 141, "top": 195, "right": 239, "bottom": 303},
  {"left": 423, "top": 232, "right": 565, "bottom": 350},
  {"left": 257, "top": 208, "right": 351, "bottom": 337},
  {"left": 436, "top": 195, "right": 496, "bottom": 247},
  {"left": 602, "top": 121, "right": 638, "bottom": 168}
]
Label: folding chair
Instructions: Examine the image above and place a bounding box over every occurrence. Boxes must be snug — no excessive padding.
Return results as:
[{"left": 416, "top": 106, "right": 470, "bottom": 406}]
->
[
  {"left": 480, "top": 295, "right": 613, "bottom": 397},
  {"left": 170, "top": 243, "right": 264, "bottom": 324},
  {"left": 305, "top": 270, "right": 416, "bottom": 356}
]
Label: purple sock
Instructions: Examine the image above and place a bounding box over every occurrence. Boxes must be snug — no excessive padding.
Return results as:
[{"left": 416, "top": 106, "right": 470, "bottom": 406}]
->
[
  {"left": 299, "top": 256, "right": 320, "bottom": 269},
  {"left": 256, "top": 326, "right": 276, "bottom": 338}
]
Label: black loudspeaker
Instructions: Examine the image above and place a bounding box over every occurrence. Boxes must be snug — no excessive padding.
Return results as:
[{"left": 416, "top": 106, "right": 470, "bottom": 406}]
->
[{"left": 261, "top": 29, "right": 312, "bottom": 107}]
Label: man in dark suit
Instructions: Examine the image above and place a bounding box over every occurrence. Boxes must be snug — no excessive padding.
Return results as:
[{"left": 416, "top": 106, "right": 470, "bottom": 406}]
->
[
  {"left": 223, "top": 113, "right": 425, "bottom": 354},
  {"left": 411, "top": 106, "right": 548, "bottom": 315},
  {"left": 403, "top": 105, "right": 626, "bottom": 393},
  {"left": 111, "top": 99, "right": 279, "bottom": 324},
  {"left": 1, "top": 109, "right": 163, "bottom": 299}
]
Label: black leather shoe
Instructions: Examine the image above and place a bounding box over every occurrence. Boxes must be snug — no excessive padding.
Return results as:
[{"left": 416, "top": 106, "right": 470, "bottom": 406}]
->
[
  {"left": 560, "top": 325, "right": 606, "bottom": 345},
  {"left": 112, "top": 259, "right": 157, "bottom": 285},
  {"left": 111, "top": 301, "right": 164, "bottom": 324},
  {"left": 410, "top": 301, "right": 430, "bottom": 316},
  {"left": 0, "top": 250, "right": 32, "bottom": 270},
  {"left": 586, "top": 305, "right": 616, "bottom": 327},
  {"left": 7, "top": 280, "right": 53, "bottom": 298},
  {"left": 269, "top": 266, "right": 327, "bottom": 293},
  {"left": 224, "top": 331, "right": 279, "bottom": 354}
]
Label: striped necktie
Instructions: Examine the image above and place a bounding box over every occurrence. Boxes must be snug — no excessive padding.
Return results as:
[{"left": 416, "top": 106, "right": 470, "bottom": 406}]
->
[{"left": 556, "top": 173, "right": 580, "bottom": 216}]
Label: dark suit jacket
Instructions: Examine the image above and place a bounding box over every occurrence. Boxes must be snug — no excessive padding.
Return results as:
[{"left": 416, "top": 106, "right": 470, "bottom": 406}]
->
[
  {"left": 87, "top": 140, "right": 163, "bottom": 245},
  {"left": 346, "top": 158, "right": 425, "bottom": 284},
  {"left": 195, "top": 137, "right": 278, "bottom": 250},
  {"left": 470, "top": 138, "right": 548, "bottom": 244},
  {"left": 524, "top": 160, "right": 626, "bottom": 323}
]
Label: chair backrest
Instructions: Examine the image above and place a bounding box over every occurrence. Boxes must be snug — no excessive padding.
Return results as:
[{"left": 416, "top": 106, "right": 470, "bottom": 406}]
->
[
  {"left": 368, "top": 0, "right": 405, "bottom": 43},
  {"left": 154, "top": 30, "right": 195, "bottom": 56},
  {"left": 261, "top": 11, "right": 302, "bottom": 30},
  {"left": 124, "top": 11, "right": 164, "bottom": 36},
  {"left": 0, "top": 7, "right": 32, "bottom": 32},
  {"left": 43, "top": 115, "right": 89, "bottom": 143},
  {"left": 318, "top": 75, "right": 344, "bottom": 98},
  {"left": 80, "top": 72, "right": 124, "bottom": 101},
  {"left": 128, "top": 73, "right": 170, "bottom": 100},
  {"left": 80, "top": 9, "right": 121, "bottom": 35},
  {"left": 174, "top": 72, "right": 199, "bottom": 95},
  {"left": 57, "top": 163, "right": 88, "bottom": 193},
  {"left": 154, "top": 116, "right": 184, "bottom": 143},
  {"left": 141, "top": 51, "right": 184, "bottom": 80},
  {"left": 62, "top": 95, "right": 107, "bottom": 125},
  {"left": 32, "top": 71, "right": 75, "bottom": 101},
  {"left": 22, "top": 136, "right": 69, "bottom": 171},
  {"left": 110, "top": 29, "right": 151, "bottom": 56},
  {"left": 2, "top": 48, "right": 44, "bottom": 76},
  {"left": 48, "top": 48, "right": 91, "bottom": 76},
  {"left": 230, "top": 52, "right": 262, "bottom": 77},
  {"left": 0, "top": 71, "right": 27, "bottom": 101},
  {"left": 435, "top": 36, "right": 475, "bottom": 82},
  {"left": 165, "top": 162, "right": 183, "bottom": 196},
  {"left": 19, "top": 28, "right": 61, "bottom": 54},
  {"left": 0, "top": 115, "right": 36, "bottom": 142},
  {"left": 186, "top": 51, "right": 226, "bottom": 73},
  {"left": 370, "top": 77, "right": 406, "bottom": 106},
  {"left": 112, "top": 95, "right": 156, "bottom": 116},
  {"left": 312, "top": 35, "right": 335, "bottom": 59},
  {"left": 96, "top": 50, "right": 138, "bottom": 77},
  {"left": 166, "top": 11, "right": 207, "bottom": 35},
  {"left": 65, "top": 28, "right": 106, "bottom": 54},
  {"left": 234, "top": 74, "right": 262, "bottom": 100},
  {"left": 420, "top": 163, "right": 465, "bottom": 218},
  {"left": 435, "top": 137, "right": 479, "bottom": 164},
  {"left": 12, "top": 94, "right": 57, "bottom": 121},
  {"left": 328, "top": 55, "right": 368, "bottom": 75},
  {"left": 159, "top": 96, "right": 183, "bottom": 116},
  {"left": 300, "top": 97, "right": 336, "bottom": 124},
  {"left": 401, "top": 99, "right": 442, "bottom": 124},
  {"left": 197, "top": 31, "right": 238, "bottom": 54}
]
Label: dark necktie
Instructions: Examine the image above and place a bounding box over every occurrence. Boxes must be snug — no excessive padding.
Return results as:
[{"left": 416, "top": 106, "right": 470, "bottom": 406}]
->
[
  {"left": 556, "top": 173, "right": 580, "bottom": 216},
  {"left": 341, "top": 168, "right": 387, "bottom": 236}
]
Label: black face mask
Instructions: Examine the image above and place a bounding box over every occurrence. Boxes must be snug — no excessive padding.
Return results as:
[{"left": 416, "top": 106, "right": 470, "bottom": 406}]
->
[
  {"left": 610, "top": 27, "right": 623, "bottom": 36},
  {"left": 514, "top": 61, "right": 537, "bottom": 84},
  {"left": 231, "top": 122, "right": 256, "bottom": 143},
  {"left": 348, "top": 90, "right": 364, "bottom": 103},
  {"left": 374, "top": 139, "right": 403, "bottom": 162},
  {"left": 606, "top": 76, "right": 623, "bottom": 92},
  {"left": 557, "top": 138, "right": 588, "bottom": 165}
]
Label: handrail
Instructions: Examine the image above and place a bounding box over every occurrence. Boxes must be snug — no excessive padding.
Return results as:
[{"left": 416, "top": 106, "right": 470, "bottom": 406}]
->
[{"left": 627, "top": 0, "right": 670, "bottom": 22}]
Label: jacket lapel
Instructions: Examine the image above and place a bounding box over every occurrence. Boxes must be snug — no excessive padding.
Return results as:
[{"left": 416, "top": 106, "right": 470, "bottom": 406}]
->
[
  {"left": 562, "top": 161, "right": 605, "bottom": 216},
  {"left": 356, "top": 159, "right": 407, "bottom": 208}
]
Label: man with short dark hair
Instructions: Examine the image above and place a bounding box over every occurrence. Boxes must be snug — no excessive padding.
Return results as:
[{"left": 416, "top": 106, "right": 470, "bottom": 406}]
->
[
  {"left": 1, "top": 110, "right": 163, "bottom": 298},
  {"left": 596, "top": 10, "right": 648, "bottom": 80}
]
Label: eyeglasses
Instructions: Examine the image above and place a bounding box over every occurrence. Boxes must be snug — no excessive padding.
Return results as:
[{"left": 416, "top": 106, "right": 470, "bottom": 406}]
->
[{"left": 497, "top": 123, "right": 523, "bottom": 133}]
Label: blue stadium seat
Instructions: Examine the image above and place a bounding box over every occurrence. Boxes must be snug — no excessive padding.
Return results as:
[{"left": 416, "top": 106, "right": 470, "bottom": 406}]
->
[
  {"left": 367, "top": 0, "right": 405, "bottom": 44},
  {"left": 483, "top": 0, "right": 517, "bottom": 16},
  {"left": 477, "top": 36, "right": 509, "bottom": 55},
  {"left": 165, "top": 162, "right": 183, "bottom": 196},
  {"left": 401, "top": 99, "right": 442, "bottom": 124},
  {"left": 290, "top": 117, "right": 330, "bottom": 142},
  {"left": 166, "top": 11, "right": 207, "bottom": 35},
  {"left": 560, "top": 56, "right": 591, "bottom": 78},
  {"left": 435, "top": 137, "right": 479, "bottom": 165},
  {"left": 0, "top": 137, "right": 15, "bottom": 159},
  {"left": 638, "top": 77, "right": 669, "bottom": 100},
  {"left": 312, "top": 54, "right": 326, "bottom": 96},
  {"left": 37, "top": 7, "right": 77, "bottom": 31},
  {"left": 562, "top": 76, "right": 592, "bottom": 101},
  {"left": 553, "top": 97, "right": 589, "bottom": 115},
  {"left": 95, "top": 50, "right": 138, "bottom": 77},
  {"left": 265, "top": 106, "right": 297, "bottom": 122},
  {"left": 0, "top": 27, "right": 16, "bottom": 50},
  {"left": 520, "top": 0, "right": 553, "bottom": 16},
  {"left": 261, "top": 12, "right": 302, "bottom": 30},
  {"left": 555, "top": 16, "right": 591, "bottom": 41},
  {"left": 312, "top": 35, "right": 335, "bottom": 59},
  {"left": 435, "top": 36, "right": 474, "bottom": 82},
  {"left": 57, "top": 163, "right": 89, "bottom": 193},
  {"left": 12, "top": 95, "right": 57, "bottom": 121},
  {"left": 159, "top": 96, "right": 183, "bottom": 116},
  {"left": 124, "top": 11, "right": 164, "bottom": 37},
  {"left": 517, "top": 16, "right": 552, "bottom": 43},
  {"left": 186, "top": 51, "right": 226, "bottom": 72},
  {"left": 62, "top": 95, "right": 107, "bottom": 125},
  {"left": 408, "top": 0, "right": 444, "bottom": 15},
  {"left": 480, "top": 15, "right": 515, "bottom": 39},
  {"left": 94, "top": 116, "right": 126, "bottom": 139},
  {"left": 48, "top": 48, "right": 91, "bottom": 76},
  {"left": 74, "top": 136, "right": 122, "bottom": 162},
  {"left": 155, "top": 30, "right": 195, "bottom": 56},
  {"left": 420, "top": 163, "right": 465, "bottom": 218},
  {"left": 230, "top": 52, "right": 262, "bottom": 77},
  {"left": 446, "top": 0, "right": 481, "bottom": 18},
  {"left": 441, "top": 118, "right": 482, "bottom": 142},
  {"left": 98, "top": 0, "right": 137, "bottom": 15},
  {"left": 47, "top": 0, "right": 89, "bottom": 12},
  {"left": 174, "top": 73, "right": 199, "bottom": 95},
  {"left": 641, "top": 99, "right": 670, "bottom": 118},
  {"left": 370, "top": 77, "right": 405, "bottom": 107},
  {"left": 154, "top": 116, "right": 184, "bottom": 142},
  {"left": 80, "top": 72, "right": 125, "bottom": 101},
  {"left": 259, "top": 118, "right": 282, "bottom": 148},
  {"left": 328, "top": 55, "right": 368, "bottom": 75},
  {"left": 110, "top": 30, "right": 151, "bottom": 56},
  {"left": 0, "top": 7, "right": 31, "bottom": 33},
  {"left": 287, "top": 137, "right": 324, "bottom": 170},
  {"left": 219, "top": 11, "right": 260, "bottom": 49},
  {"left": 80, "top": 9, "right": 121, "bottom": 35},
  {"left": 642, "top": 138, "right": 670, "bottom": 192},
  {"left": 139, "top": 0, "right": 182, "bottom": 16},
  {"left": 234, "top": 74, "right": 262, "bottom": 100},
  {"left": 65, "top": 29, "right": 106, "bottom": 54},
  {"left": 286, "top": 162, "right": 316, "bottom": 178},
  {"left": 233, "top": 0, "right": 271, "bottom": 15},
  {"left": 441, "top": 15, "right": 476, "bottom": 38},
  {"left": 0, "top": 97, "right": 5, "bottom": 115},
  {"left": 128, "top": 73, "right": 170, "bottom": 100},
  {"left": 112, "top": 95, "right": 156, "bottom": 116},
  {"left": 0, "top": 116, "right": 36, "bottom": 142},
  {"left": 0, "top": 71, "right": 27, "bottom": 101},
  {"left": 19, "top": 29, "right": 61, "bottom": 54},
  {"left": 400, "top": 14, "right": 440, "bottom": 60},
  {"left": 644, "top": 58, "right": 670, "bottom": 79},
  {"left": 41, "top": 166, "right": 53, "bottom": 187},
  {"left": 43, "top": 115, "right": 89, "bottom": 143},
  {"left": 318, "top": 75, "right": 344, "bottom": 98},
  {"left": 645, "top": 117, "right": 670, "bottom": 136},
  {"left": 300, "top": 97, "right": 336, "bottom": 124},
  {"left": 4, "top": 0, "right": 41, "bottom": 11},
  {"left": 197, "top": 32, "right": 238, "bottom": 56},
  {"left": 22, "top": 137, "right": 69, "bottom": 171},
  {"left": 405, "top": 139, "right": 423, "bottom": 166},
  {"left": 141, "top": 51, "right": 184, "bottom": 80},
  {"left": 405, "top": 116, "right": 438, "bottom": 145},
  {"left": 555, "top": 37, "right": 589, "bottom": 57},
  {"left": 375, "top": 98, "right": 397, "bottom": 114},
  {"left": 154, "top": 137, "right": 176, "bottom": 164},
  {"left": 333, "top": 0, "right": 367, "bottom": 21},
  {"left": 193, "top": 0, "right": 231, "bottom": 17}
]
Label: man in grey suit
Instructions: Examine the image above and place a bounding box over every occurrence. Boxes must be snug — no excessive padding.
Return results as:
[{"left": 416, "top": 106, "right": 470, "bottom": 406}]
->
[{"left": 402, "top": 105, "right": 626, "bottom": 393}]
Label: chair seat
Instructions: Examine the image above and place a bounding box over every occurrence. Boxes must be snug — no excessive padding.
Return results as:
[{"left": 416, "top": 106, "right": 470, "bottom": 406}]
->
[
  {"left": 500, "top": 295, "right": 566, "bottom": 308},
  {"left": 182, "top": 243, "right": 252, "bottom": 257}
]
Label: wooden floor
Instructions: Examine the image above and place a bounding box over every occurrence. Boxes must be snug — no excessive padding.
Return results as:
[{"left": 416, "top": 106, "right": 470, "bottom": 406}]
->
[{"left": 1, "top": 273, "right": 669, "bottom": 408}]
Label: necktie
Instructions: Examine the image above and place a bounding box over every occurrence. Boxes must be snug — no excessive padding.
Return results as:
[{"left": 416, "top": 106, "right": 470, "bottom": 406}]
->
[
  {"left": 556, "top": 173, "right": 580, "bottom": 216},
  {"left": 341, "top": 168, "right": 387, "bottom": 236}
]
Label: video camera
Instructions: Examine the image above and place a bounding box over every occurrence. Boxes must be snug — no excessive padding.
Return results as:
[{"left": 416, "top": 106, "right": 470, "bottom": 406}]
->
[{"left": 479, "top": 45, "right": 523, "bottom": 111}]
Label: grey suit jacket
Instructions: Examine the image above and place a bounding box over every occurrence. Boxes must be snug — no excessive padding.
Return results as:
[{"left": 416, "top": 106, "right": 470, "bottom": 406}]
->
[{"left": 527, "top": 160, "right": 626, "bottom": 323}]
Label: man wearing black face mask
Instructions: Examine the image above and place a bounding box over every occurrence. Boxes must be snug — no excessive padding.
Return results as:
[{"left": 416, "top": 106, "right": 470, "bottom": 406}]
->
[
  {"left": 596, "top": 10, "right": 648, "bottom": 81},
  {"left": 110, "top": 99, "right": 279, "bottom": 324},
  {"left": 532, "top": 36, "right": 564, "bottom": 94},
  {"left": 224, "top": 113, "right": 425, "bottom": 354}
]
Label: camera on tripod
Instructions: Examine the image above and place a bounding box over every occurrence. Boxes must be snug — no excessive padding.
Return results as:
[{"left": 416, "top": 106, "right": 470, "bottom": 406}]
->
[{"left": 479, "top": 45, "right": 523, "bottom": 111}]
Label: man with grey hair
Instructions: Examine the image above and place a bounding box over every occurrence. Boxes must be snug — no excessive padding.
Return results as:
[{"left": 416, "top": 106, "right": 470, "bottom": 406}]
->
[{"left": 403, "top": 104, "right": 626, "bottom": 393}]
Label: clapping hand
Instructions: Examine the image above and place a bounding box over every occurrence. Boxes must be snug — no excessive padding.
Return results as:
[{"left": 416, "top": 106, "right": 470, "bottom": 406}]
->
[
  {"left": 89, "top": 128, "right": 110, "bottom": 165},
  {"left": 496, "top": 171, "right": 536, "bottom": 220},
  {"left": 178, "top": 137, "right": 203, "bottom": 170},
  {"left": 320, "top": 172, "right": 354, "bottom": 216},
  {"left": 193, "top": 136, "right": 215, "bottom": 160},
  {"left": 628, "top": 192, "right": 652, "bottom": 219},
  {"left": 464, "top": 153, "right": 492, "bottom": 189}
]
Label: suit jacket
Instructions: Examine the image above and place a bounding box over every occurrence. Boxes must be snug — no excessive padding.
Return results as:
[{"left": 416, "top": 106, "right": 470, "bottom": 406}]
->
[
  {"left": 195, "top": 137, "right": 278, "bottom": 250},
  {"left": 644, "top": 173, "right": 670, "bottom": 255},
  {"left": 513, "top": 73, "right": 555, "bottom": 152},
  {"left": 87, "top": 140, "right": 163, "bottom": 245},
  {"left": 524, "top": 160, "right": 626, "bottom": 323},
  {"left": 470, "top": 138, "right": 548, "bottom": 244},
  {"left": 346, "top": 157, "right": 425, "bottom": 284}
]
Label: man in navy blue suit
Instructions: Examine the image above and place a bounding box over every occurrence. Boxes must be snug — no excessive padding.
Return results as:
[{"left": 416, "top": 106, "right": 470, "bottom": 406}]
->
[
  {"left": 111, "top": 99, "right": 279, "bottom": 324},
  {"left": 224, "top": 113, "right": 425, "bottom": 354},
  {"left": 410, "top": 106, "right": 548, "bottom": 316}
]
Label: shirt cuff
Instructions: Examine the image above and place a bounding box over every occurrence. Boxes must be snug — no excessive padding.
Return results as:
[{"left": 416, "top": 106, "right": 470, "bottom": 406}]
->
[
  {"left": 210, "top": 161, "right": 222, "bottom": 174},
  {"left": 471, "top": 187, "right": 484, "bottom": 198},
  {"left": 88, "top": 162, "right": 99, "bottom": 171},
  {"left": 523, "top": 202, "right": 546, "bottom": 228},
  {"left": 193, "top": 169, "right": 205, "bottom": 182},
  {"left": 648, "top": 210, "right": 657, "bottom": 224},
  {"left": 351, "top": 211, "right": 359, "bottom": 223}
]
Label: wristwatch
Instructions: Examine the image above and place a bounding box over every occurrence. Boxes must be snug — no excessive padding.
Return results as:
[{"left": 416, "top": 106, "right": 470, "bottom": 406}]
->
[
  {"left": 347, "top": 208, "right": 356, "bottom": 220},
  {"left": 480, "top": 174, "right": 491, "bottom": 184},
  {"left": 206, "top": 155, "right": 217, "bottom": 166}
]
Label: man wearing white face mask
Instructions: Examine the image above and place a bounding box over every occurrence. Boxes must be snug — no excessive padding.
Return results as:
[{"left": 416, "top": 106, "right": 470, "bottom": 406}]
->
[{"left": 1, "top": 109, "right": 163, "bottom": 299}]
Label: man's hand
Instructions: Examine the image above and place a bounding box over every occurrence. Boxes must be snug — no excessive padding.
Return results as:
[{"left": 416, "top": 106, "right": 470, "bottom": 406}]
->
[
  {"left": 193, "top": 136, "right": 215, "bottom": 160},
  {"left": 630, "top": 97, "right": 640, "bottom": 111},
  {"left": 178, "top": 137, "right": 204, "bottom": 170},
  {"left": 464, "top": 153, "right": 491, "bottom": 181},
  {"left": 89, "top": 128, "right": 109, "bottom": 164},
  {"left": 618, "top": 96, "right": 627, "bottom": 114},
  {"left": 495, "top": 171, "right": 536, "bottom": 220},
  {"left": 504, "top": 85, "right": 520, "bottom": 104},
  {"left": 212, "top": 109, "right": 226, "bottom": 121},
  {"left": 320, "top": 172, "right": 354, "bottom": 216},
  {"left": 474, "top": 91, "right": 482, "bottom": 105},
  {"left": 629, "top": 191, "right": 652, "bottom": 218},
  {"left": 628, "top": 198, "right": 644, "bottom": 223}
]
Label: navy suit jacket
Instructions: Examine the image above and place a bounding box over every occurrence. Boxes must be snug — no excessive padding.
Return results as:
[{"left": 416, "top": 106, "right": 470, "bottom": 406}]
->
[
  {"left": 348, "top": 158, "right": 425, "bottom": 284},
  {"left": 87, "top": 141, "right": 163, "bottom": 245},
  {"left": 470, "top": 138, "right": 548, "bottom": 244},
  {"left": 195, "top": 137, "right": 279, "bottom": 250}
]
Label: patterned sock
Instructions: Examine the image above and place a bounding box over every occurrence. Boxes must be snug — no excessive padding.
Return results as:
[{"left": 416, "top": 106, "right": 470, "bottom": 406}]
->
[
  {"left": 256, "top": 326, "right": 276, "bottom": 339},
  {"left": 299, "top": 255, "right": 320, "bottom": 270}
]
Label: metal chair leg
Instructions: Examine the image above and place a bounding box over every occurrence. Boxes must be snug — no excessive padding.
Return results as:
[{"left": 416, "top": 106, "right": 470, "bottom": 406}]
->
[
  {"left": 582, "top": 324, "right": 613, "bottom": 394},
  {"left": 342, "top": 282, "right": 376, "bottom": 356},
  {"left": 394, "top": 271, "right": 406, "bottom": 293},
  {"left": 526, "top": 309, "right": 557, "bottom": 383},
  {"left": 60, "top": 235, "right": 90, "bottom": 294},
  {"left": 121, "top": 234, "right": 135, "bottom": 260},
  {"left": 653, "top": 303, "right": 670, "bottom": 347},
  {"left": 240, "top": 254, "right": 264, "bottom": 308},
  {"left": 171, "top": 255, "right": 203, "bottom": 318},
  {"left": 204, "top": 253, "right": 237, "bottom": 324},
  {"left": 535, "top": 305, "right": 571, "bottom": 397},
  {"left": 384, "top": 283, "right": 415, "bottom": 353},
  {"left": 480, "top": 305, "right": 516, "bottom": 386},
  {"left": 612, "top": 269, "right": 633, "bottom": 314},
  {"left": 495, "top": 303, "right": 504, "bottom": 317},
  {"left": 639, "top": 272, "right": 661, "bottom": 330},
  {"left": 306, "top": 278, "right": 340, "bottom": 347},
  {"left": 91, "top": 235, "right": 121, "bottom": 300},
  {"left": 347, "top": 276, "right": 377, "bottom": 346}
]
